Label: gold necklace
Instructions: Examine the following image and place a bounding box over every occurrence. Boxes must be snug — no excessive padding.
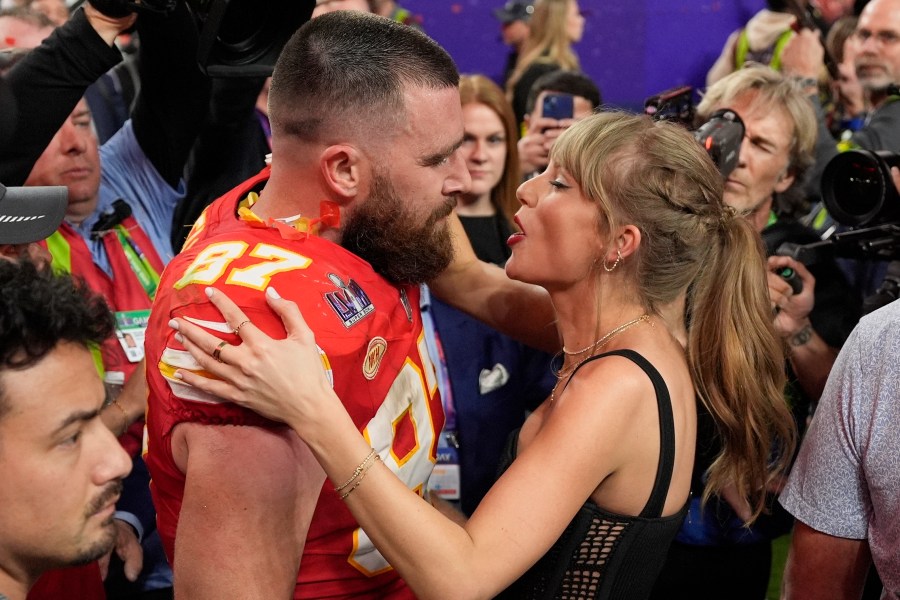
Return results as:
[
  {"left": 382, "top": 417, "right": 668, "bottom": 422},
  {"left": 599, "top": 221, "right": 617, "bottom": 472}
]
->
[
  {"left": 562, "top": 314, "right": 650, "bottom": 356},
  {"left": 550, "top": 314, "right": 650, "bottom": 404}
]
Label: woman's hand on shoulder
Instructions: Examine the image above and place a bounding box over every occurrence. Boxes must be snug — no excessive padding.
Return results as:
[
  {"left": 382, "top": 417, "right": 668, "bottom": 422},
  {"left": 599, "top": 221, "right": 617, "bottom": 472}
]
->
[{"left": 170, "top": 286, "right": 340, "bottom": 437}]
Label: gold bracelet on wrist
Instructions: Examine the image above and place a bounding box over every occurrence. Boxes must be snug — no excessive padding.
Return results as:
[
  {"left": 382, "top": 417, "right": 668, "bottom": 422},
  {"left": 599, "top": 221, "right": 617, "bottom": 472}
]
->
[
  {"left": 110, "top": 399, "right": 128, "bottom": 436},
  {"left": 339, "top": 456, "right": 382, "bottom": 500},
  {"left": 334, "top": 448, "right": 378, "bottom": 493}
]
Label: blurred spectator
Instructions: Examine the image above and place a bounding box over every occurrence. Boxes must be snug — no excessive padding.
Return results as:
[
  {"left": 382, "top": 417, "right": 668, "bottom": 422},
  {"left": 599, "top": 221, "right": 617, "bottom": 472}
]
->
[
  {"left": 0, "top": 6, "right": 54, "bottom": 47},
  {"left": 781, "top": 0, "right": 900, "bottom": 299},
  {"left": 29, "top": 0, "right": 68, "bottom": 25},
  {"left": 824, "top": 16, "right": 868, "bottom": 135},
  {"left": 706, "top": 0, "right": 802, "bottom": 86},
  {"left": 369, "top": 0, "right": 423, "bottom": 28},
  {"left": 811, "top": 0, "right": 857, "bottom": 27},
  {"left": 506, "top": 0, "right": 584, "bottom": 126},
  {"left": 783, "top": 0, "right": 900, "bottom": 189},
  {"left": 517, "top": 69, "right": 600, "bottom": 177},
  {"left": 493, "top": 0, "right": 534, "bottom": 86}
]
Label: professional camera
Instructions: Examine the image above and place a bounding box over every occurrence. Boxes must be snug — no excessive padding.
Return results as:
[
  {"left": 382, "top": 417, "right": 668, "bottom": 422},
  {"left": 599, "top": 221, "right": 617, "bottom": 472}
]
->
[
  {"left": 644, "top": 85, "right": 695, "bottom": 126},
  {"left": 693, "top": 109, "right": 744, "bottom": 178},
  {"left": 644, "top": 86, "right": 745, "bottom": 178},
  {"left": 821, "top": 149, "right": 900, "bottom": 227},
  {"left": 84, "top": 0, "right": 314, "bottom": 77}
]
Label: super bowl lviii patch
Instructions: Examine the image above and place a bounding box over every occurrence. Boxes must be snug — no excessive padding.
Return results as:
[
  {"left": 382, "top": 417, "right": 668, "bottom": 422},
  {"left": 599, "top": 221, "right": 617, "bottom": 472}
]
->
[{"left": 324, "top": 273, "right": 374, "bottom": 328}]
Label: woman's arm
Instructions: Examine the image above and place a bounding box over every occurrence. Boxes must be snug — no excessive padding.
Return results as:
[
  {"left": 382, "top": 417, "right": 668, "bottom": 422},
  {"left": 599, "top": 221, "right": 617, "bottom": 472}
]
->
[{"left": 171, "top": 287, "right": 652, "bottom": 600}]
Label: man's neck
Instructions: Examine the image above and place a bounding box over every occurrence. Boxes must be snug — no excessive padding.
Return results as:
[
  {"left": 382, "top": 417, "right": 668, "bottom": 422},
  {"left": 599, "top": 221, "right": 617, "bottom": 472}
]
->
[
  {"left": 748, "top": 195, "right": 775, "bottom": 233},
  {"left": 868, "top": 85, "right": 899, "bottom": 110}
]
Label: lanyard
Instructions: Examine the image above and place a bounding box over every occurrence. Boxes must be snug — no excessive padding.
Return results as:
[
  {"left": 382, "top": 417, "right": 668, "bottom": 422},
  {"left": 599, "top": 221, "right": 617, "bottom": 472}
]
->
[{"left": 114, "top": 224, "right": 160, "bottom": 300}]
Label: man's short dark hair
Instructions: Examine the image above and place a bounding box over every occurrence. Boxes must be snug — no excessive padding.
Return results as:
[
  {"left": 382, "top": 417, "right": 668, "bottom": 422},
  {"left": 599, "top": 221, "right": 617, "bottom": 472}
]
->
[
  {"left": 268, "top": 10, "right": 459, "bottom": 143},
  {"left": 524, "top": 69, "right": 602, "bottom": 115},
  {"left": 0, "top": 261, "right": 113, "bottom": 417}
]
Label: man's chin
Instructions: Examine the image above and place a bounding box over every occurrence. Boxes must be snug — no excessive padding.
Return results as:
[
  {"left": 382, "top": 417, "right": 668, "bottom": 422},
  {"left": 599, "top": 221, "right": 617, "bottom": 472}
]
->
[{"left": 70, "top": 525, "right": 117, "bottom": 567}]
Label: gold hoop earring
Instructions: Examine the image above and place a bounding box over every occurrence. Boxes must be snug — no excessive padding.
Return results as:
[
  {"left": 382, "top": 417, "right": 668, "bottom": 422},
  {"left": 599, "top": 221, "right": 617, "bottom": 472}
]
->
[{"left": 602, "top": 249, "right": 622, "bottom": 273}]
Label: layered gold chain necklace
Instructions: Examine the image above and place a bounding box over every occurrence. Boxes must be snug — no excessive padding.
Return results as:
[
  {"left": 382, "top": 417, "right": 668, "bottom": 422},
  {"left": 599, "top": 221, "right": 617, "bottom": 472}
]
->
[{"left": 550, "top": 314, "right": 650, "bottom": 405}]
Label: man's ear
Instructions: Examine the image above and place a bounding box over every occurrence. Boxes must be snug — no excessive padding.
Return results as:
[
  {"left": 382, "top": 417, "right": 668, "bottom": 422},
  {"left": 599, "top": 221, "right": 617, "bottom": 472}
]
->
[
  {"left": 319, "top": 144, "right": 367, "bottom": 202},
  {"left": 774, "top": 166, "right": 796, "bottom": 194}
]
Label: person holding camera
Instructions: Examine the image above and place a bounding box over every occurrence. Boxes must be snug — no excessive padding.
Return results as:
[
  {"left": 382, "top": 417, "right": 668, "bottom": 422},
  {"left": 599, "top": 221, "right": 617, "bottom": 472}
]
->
[
  {"left": 782, "top": 0, "right": 900, "bottom": 199},
  {"left": 647, "top": 65, "right": 862, "bottom": 600}
]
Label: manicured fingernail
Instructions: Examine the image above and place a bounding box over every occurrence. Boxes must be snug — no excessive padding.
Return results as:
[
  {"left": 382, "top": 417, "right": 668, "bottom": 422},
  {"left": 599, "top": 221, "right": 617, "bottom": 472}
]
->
[
  {"left": 173, "top": 370, "right": 183, "bottom": 380},
  {"left": 266, "top": 287, "right": 281, "bottom": 300},
  {"left": 168, "top": 319, "right": 179, "bottom": 330},
  {"left": 205, "top": 287, "right": 215, "bottom": 298},
  {"left": 174, "top": 332, "right": 184, "bottom": 343}
]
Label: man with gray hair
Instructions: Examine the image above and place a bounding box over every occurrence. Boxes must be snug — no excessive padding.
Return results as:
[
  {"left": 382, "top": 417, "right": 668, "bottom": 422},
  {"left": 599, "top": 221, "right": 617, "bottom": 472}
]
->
[{"left": 145, "top": 11, "right": 469, "bottom": 598}]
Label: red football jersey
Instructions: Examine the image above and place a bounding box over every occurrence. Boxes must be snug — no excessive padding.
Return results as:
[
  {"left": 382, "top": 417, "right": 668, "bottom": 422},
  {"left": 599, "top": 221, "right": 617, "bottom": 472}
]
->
[{"left": 145, "top": 173, "right": 443, "bottom": 599}]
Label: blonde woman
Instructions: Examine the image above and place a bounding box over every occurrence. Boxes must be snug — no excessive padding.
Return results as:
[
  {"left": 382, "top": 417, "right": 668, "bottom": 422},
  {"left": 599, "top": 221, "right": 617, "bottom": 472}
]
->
[{"left": 506, "top": 0, "right": 585, "bottom": 125}]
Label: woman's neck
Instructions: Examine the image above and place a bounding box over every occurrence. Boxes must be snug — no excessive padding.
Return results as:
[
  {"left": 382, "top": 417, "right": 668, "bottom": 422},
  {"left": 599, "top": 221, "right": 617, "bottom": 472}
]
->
[{"left": 550, "top": 276, "right": 647, "bottom": 356}]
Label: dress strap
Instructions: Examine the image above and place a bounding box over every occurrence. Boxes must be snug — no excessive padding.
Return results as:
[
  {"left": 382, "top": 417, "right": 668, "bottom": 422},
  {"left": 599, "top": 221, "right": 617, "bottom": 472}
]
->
[{"left": 564, "top": 349, "right": 676, "bottom": 518}]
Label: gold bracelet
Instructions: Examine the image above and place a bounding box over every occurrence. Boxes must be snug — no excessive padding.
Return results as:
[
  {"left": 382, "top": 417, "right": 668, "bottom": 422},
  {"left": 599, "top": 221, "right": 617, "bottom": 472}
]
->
[
  {"left": 340, "top": 456, "right": 381, "bottom": 500},
  {"left": 334, "top": 449, "right": 377, "bottom": 493},
  {"left": 110, "top": 399, "right": 128, "bottom": 436}
]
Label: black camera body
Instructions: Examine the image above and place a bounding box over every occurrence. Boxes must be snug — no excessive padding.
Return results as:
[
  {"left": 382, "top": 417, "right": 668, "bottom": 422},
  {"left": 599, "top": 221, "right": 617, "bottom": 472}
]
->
[
  {"left": 86, "top": 0, "right": 314, "bottom": 77},
  {"left": 693, "top": 109, "right": 744, "bottom": 178},
  {"left": 822, "top": 149, "right": 900, "bottom": 227},
  {"left": 777, "top": 266, "right": 803, "bottom": 294},
  {"left": 644, "top": 86, "right": 744, "bottom": 178}
]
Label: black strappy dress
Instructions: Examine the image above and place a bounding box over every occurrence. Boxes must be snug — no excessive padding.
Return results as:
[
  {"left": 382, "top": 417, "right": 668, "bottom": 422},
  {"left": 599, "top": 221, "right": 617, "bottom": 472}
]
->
[{"left": 495, "top": 349, "right": 688, "bottom": 600}]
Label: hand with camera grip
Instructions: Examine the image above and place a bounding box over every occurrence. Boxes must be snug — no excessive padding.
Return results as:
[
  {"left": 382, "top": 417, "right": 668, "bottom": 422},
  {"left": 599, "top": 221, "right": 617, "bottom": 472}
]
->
[
  {"left": 766, "top": 254, "right": 836, "bottom": 400},
  {"left": 767, "top": 255, "right": 814, "bottom": 335},
  {"left": 84, "top": 1, "right": 138, "bottom": 45}
]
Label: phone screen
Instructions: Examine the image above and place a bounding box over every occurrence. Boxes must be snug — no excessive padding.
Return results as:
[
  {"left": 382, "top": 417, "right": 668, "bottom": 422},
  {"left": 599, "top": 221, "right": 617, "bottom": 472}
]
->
[{"left": 541, "top": 92, "right": 575, "bottom": 120}]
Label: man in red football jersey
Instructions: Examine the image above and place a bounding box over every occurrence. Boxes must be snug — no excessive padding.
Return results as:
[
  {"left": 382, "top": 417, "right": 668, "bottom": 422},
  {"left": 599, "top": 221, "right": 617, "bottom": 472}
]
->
[{"left": 144, "top": 10, "right": 470, "bottom": 599}]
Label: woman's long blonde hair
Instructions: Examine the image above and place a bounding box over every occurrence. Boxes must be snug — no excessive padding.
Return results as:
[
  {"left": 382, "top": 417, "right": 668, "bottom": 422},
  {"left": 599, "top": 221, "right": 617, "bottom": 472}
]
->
[
  {"left": 506, "top": 0, "right": 580, "bottom": 98},
  {"left": 553, "top": 112, "right": 797, "bottom": 524}
]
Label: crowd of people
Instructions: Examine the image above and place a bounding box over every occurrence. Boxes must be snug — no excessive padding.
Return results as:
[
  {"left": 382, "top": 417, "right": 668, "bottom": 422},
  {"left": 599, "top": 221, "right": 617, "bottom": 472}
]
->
[{"left": 0, "top": 0, "right": 899, "bottom": 599}]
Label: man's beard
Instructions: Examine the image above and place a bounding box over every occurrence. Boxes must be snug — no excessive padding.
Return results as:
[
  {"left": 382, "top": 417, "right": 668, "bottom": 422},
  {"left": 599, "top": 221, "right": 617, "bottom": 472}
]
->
[
  {"left": 71, "top": 481, "right": 123, "bottom": 566},
  {"left": 340, "top": 172, "right": 455, "bottom": 284}
]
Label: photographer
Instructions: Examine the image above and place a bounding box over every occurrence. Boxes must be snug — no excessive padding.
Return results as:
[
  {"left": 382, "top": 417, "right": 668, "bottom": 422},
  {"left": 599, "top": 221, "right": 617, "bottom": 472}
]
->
[
  {"left": 781, "top": 0, "right": 900, "bottom": 200},
  {"left": 649, "top": 65, "right": 862, "bottom": 600}
]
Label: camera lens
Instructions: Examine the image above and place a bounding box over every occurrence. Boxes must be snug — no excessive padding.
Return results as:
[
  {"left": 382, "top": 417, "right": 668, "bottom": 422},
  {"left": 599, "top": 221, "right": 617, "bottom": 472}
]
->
[{"left": 822, "top": 150, "right": 900, "bottom": 226}]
